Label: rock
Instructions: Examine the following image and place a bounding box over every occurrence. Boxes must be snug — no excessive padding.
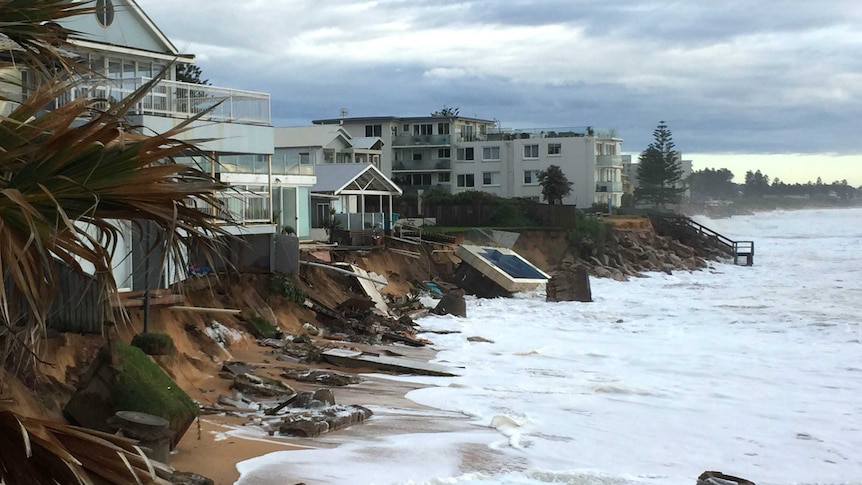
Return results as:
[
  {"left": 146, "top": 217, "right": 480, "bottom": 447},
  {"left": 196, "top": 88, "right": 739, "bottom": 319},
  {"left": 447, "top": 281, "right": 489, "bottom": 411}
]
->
[
  {"left": 433, "top": 291, "right": 467, "bottom": 317},
  {"left": 697, "top": 471, "right": 756, "bottom": 485},
  {"left": 467, "top": 336, "right": 494, "bottom": 343},
  {"left": 279, "top": 404, "right": 373, "bottom": 437},
  {"left": 290, "top": 389, "right": 337, "bottom": 409},
  {"left": 232, "top": 374, "right": 295, "bottom": 398}
]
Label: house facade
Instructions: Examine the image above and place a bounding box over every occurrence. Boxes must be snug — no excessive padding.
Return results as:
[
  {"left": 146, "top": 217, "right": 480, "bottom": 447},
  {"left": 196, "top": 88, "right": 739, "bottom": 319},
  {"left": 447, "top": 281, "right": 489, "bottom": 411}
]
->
[{"left": 44, "top": 0, "right": 300, "bottom": 288}]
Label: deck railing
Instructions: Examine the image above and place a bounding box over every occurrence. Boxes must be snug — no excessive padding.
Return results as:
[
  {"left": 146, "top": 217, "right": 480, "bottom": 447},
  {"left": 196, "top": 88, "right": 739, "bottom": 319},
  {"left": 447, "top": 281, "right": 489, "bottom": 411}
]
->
[{"left": 57, "top": 77, "right": 271, "bottom": 125}]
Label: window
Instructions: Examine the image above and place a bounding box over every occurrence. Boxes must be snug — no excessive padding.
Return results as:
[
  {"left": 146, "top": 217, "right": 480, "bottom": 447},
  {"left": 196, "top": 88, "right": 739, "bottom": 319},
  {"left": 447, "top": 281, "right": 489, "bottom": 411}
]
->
[
  {"left": 457, "top": 147, "right": 474, "bottom": 161},
  {"left": 548, "top": 143, "right": 561, "bottom": 156},
  {"left": 365, "top": 124, "right": 382, "bottom": 137},
  {"left": 403, "top": 124, "right": 410, "bottom": 133},
  {"left": 415, "top": 124, "right": 433, "bottom": 135},
  {"left": 482, "top": 146, "right": 500, "bottom": 161},
  {"left": 413, "top": 152, "right": 423, "bottom": 161},
  {"left": 438, "top": 173, "right": 451, "bottom": 183},
  {"left": 457, "top": 174, "right": 475, "bottom": 187},
  {"left": 96, "top": 0, "right": 115, "bottom": 27},
  {"left": 410, "top": 174, "right": 432, "bottom": 186},
  {"left": 482, "top": 172, "right": 500, "bottom": 186},
  {"left": 460, "top": 124, "right": 475, "bottom": 142},
  {"left": 438, "top": 148, "right": 451, "bottom": 159},
  {"left": 438, "top": 123, "right": 450, "bottom": 135},
  {"left": 524, "top": 170, "right": 539, "bottom": 184},
  {"left": 524, "top": 144, "right": 539, "bottom": 159}
]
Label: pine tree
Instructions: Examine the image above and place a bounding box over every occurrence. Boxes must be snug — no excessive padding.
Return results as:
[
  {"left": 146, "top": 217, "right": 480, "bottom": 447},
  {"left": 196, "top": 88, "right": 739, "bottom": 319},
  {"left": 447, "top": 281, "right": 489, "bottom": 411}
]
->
[
  {"left": 538, "top": 165, "right": 573, "bottom": 205},
  {"left": 635, "top": 121, "right": 685, "bottom": 207}
]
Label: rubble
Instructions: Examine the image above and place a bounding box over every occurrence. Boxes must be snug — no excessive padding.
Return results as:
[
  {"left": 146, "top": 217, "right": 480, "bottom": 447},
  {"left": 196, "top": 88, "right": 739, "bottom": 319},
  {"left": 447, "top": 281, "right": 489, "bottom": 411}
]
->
[{"left": 280, "top": 369, "right": 361, "bottom": 386}]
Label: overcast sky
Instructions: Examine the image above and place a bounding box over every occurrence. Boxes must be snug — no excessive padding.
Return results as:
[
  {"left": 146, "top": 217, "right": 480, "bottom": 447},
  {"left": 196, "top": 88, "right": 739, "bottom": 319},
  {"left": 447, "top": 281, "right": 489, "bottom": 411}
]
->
[{"left": 140, "top": 0, "right": 862, "bottom": 185}]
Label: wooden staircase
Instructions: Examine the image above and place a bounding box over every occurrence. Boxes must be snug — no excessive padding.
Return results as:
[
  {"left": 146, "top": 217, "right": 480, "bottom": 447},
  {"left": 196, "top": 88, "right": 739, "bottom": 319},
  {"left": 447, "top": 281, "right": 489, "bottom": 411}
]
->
[{"left": 651, "top": 215, "right": 755, "bottom": 266}]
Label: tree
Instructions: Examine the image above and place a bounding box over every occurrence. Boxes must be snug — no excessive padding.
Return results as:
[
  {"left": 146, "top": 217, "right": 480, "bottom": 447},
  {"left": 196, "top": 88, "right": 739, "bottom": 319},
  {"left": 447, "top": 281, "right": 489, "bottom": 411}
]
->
[
  {"left": 537, "top": 165, "right": 573, "bottom": 205},
  {"left": 688, "top": 168, "right": 736, "bottom": 200},
  {"left": 635, "top": 121, "right": 685, "bottom": 207},
  {"left": 176, "top": 63, "right": 209, "bottom": 85},
  {"left": 743, "top": 169, "right": 770, "bottom": 197},
  {"left": 431, "top": 105, "right": 459, "bottom": 117}
]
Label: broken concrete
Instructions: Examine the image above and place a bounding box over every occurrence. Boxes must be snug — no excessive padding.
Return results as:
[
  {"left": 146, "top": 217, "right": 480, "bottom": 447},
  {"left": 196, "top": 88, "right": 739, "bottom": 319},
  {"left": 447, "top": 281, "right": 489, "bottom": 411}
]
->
[
  {"left": 278, "top": 405, "right": 373, "bottom": 437},
  {"left": 281, "top": 369, "right": 361, "bottom": 386},
  {"left": 433, "top": 290, "right": 467, "bottom": 317},
  {"left": 321, "top": 348, "right": 458, "bottom": 377},
  {"left": 546, "top": 264, "right": 592, "bottom": 302},
  {"left": 697, "top": 471, "right": 756, "bottom": 485}
]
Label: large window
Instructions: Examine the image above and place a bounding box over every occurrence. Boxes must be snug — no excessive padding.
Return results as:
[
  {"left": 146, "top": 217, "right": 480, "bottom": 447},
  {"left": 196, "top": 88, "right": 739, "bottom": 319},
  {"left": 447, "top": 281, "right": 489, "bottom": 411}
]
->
[
  {"left": 415, "top": 124, "right": 433, "bottom": 135},
  {"left": 413, "top": 152, "right": 423, "bottom": 161},
  {"left": 438, "top": 148, "right": 451, "bottom": 159},
  {"left": 365, "top": 124, "right": 382, "bottom": 137},
  {"left": 457, "top": 174, "right": 475, "bottom": 187},
  {"left": 524, "top": 170, "right": 539, "bottom": 184},
  {"left": 482, "top": 146, "right": 500, "bottom": 161},
  {"left": 548, "top": 143, "right": 562, "bottom": 156},
  {"left": 482, "top": 172, "right": 500, "bottom": 186},
  {"left": 524, "top": 144, "right": 539, "bottom": 159},
  {"left": 438, "top": 123, "right": 450, "bottom": 135},
  {"left": 409, "top": 174, "right": 432, "bottom": 186},
  {"left": 438, "top": 173, "right": 451, "bottom": 183},
  {"left": 457, "top": 147, "right": 474, "bottom": 161}
]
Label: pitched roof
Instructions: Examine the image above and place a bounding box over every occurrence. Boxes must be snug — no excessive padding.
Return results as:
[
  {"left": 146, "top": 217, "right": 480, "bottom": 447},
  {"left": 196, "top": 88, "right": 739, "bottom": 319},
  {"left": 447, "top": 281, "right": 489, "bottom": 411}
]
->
[
  {"left": 350, "top": 137, "right": 384, "bottom": 150},
  {"left": 312, "top": 163, "right": 402, "bottom": 196},
  {"left": 274, "top": 126, "right": 351, "bottom": 149}
]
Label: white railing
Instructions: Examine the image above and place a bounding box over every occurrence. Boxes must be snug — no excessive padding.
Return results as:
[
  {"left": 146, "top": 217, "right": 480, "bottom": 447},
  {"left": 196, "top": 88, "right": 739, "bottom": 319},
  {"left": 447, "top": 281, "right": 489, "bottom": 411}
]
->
[
  {"left": 59, "top": 77, "right": 271, "bottom": 125},
  {"left": 185, "top": 190, "right": 270, "bottom": 225}
]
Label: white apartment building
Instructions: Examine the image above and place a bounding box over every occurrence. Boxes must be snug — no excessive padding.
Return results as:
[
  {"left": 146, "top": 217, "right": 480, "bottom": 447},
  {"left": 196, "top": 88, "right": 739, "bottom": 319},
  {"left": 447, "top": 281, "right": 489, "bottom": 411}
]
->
[{"left": 313, "top": 115, "right": 625, "bottom": 207}]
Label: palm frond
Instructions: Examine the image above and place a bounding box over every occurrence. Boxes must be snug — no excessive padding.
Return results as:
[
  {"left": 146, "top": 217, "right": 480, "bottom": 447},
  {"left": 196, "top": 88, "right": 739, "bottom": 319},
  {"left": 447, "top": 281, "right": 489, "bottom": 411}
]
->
[
  {"left": 1, "top": 71, "right": 234, "bottom": 375},
  {"left": 0, "top": 408, "right": 176, "bottom": 484},
  {"left": 0, "top": 0, "right": 96, "bottom": 85}
]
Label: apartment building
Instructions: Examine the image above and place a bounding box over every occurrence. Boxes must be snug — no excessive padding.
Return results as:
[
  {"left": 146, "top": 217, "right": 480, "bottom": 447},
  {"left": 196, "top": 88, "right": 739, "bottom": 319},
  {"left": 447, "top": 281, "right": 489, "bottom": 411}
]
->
[
  {"left": 314, "top": 115, "right": 625, "bottom": 207},
  {"left": 312, "top": 114, "right": 496, "bottom": 194}
]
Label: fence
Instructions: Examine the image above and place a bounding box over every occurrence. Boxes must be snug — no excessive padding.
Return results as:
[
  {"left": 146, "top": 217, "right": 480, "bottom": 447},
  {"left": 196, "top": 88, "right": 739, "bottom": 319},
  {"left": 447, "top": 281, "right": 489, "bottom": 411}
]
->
[{"left": 423, "top": 202, "right": 582, "bottom": 228}]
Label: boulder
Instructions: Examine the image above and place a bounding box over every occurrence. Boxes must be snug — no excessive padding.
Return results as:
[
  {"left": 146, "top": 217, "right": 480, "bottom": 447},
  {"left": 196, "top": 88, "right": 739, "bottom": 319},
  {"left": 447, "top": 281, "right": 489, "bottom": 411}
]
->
[{"left": 290, "top": 389, "right": 337, "bottom": 409}]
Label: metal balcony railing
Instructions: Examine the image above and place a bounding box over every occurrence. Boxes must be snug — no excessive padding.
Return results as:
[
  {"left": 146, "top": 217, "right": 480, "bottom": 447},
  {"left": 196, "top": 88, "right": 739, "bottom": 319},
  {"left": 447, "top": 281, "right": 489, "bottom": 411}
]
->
[
  {"left": 392, "top": 159, "right": 452, "bottom": 171},
  {"left": 57, "top": 77, "right": 271, "bottom": 125},
  {"left": 185, "top": 190, "right": 271, "bottom": 225},
  {"left": 392, "top": 134, "right": 452, "bottom": 146}
]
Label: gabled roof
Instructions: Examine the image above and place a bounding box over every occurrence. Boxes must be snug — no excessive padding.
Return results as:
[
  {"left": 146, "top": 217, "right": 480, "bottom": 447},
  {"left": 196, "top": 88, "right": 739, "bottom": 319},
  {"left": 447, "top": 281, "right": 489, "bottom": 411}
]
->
[
  {"left": 350, "top": 137, "right": 384, "bottom": 150},
  {"left": 312, "top": 163, "right": 402, "bottom": 196},
  {"left": 60, "top": 0, "right": 194, "bottom": 62},
  {"left": 274, "top": 126, "right": 352, "bottom": 149}
]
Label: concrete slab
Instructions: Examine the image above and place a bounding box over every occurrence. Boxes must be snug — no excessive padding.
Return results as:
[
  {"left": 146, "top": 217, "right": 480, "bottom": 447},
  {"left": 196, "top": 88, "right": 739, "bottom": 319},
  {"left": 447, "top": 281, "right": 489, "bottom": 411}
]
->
[{"left": 321, "top": 349, "right": 459, "bottom": 377}]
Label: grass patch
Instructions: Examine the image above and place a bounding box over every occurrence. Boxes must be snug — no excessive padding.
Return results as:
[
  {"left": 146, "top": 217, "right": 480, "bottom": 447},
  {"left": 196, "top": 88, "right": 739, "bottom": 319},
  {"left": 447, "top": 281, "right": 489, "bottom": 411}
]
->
[
  {"left": 130, "top": 332, "right": 175, "bottom": 356},
  {"left": 107, "top": 342, "right": 198, "bottom": 426}
]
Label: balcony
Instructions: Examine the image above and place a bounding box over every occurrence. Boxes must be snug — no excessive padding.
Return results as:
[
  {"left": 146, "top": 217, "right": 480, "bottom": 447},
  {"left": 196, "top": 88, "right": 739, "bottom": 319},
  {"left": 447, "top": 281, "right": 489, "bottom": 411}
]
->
[
  {"left": 187, "top": 189, "right": 271, "bottom": 225},
  {"left": 392, "top": 134, "right": 452, "bottom": 146},
  {"left": 58, "top": 77, "right": 271, "bottom": 125},
  {"left": 596, "top": 155, "right": 624, "bottom": 168},
  {"left": 486, "top": 127, "right": 620, "bottom": 140},
  {"left": 595, "top": 181, "right": 623, "bottom": 193},
  {"left": 392, "top": 159, "right": 452, "bottom": 172},
  {"left": 399, "top": 183, "right": 452, "bottom": 195}
]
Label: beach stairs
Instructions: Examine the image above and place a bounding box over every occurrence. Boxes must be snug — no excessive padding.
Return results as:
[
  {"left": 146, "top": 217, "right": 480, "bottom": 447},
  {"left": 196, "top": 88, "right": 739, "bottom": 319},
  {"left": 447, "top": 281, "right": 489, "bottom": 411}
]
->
[{"left": 650, "top": 215, "right": 755, "bottom": 266}]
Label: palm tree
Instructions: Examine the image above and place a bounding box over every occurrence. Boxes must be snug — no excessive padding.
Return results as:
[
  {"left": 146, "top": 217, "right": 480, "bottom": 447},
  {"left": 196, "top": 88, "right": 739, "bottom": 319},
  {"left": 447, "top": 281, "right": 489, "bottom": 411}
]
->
[{"left": 1, "top": 3, "right": 230, "bottom": 380}]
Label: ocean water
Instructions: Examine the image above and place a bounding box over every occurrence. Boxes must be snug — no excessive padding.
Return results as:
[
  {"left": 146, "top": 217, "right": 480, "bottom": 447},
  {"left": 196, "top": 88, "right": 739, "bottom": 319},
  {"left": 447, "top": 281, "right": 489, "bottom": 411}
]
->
[{"left": 236, "top": 207, "right": 862, "bottom": 485}]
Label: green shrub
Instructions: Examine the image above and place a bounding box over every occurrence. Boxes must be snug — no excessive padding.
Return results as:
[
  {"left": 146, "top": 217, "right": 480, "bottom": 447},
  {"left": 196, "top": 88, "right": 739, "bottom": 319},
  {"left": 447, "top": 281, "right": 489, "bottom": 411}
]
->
[
  {"left": 131, "top": 332, "right": 175, "bottom": 356},
  {"left": 567, "top": 211, "right": 608, "bottom": 247},
  {"left": 270, "top": 272, "right": 306, "bottom": 304},
  {"left": 249, "top": 316, "right": 279, "bottom": 339}
]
